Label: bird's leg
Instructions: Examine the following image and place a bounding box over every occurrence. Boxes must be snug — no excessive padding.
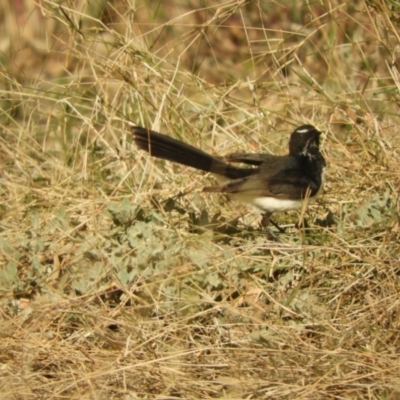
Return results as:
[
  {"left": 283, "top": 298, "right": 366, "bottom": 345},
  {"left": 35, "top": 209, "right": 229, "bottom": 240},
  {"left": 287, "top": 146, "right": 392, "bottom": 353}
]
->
[
  {"left": 261, "top": 212, "right": 285, "bottom": 233},
  {"left": 270, "top": 219, "right": 286, "bottom": 233},
  {"left": 260, "top": 212, "right": 281, "bottom": 241},
  {"left": 260, "top": 212, "right": 271, "bottom": 227}
]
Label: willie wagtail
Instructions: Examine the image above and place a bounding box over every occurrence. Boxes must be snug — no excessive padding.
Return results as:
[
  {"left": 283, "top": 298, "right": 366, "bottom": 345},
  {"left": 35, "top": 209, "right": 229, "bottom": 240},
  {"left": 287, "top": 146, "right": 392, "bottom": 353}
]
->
[{"left": 132, "top": 125, "right": 326, "bottom": 227}]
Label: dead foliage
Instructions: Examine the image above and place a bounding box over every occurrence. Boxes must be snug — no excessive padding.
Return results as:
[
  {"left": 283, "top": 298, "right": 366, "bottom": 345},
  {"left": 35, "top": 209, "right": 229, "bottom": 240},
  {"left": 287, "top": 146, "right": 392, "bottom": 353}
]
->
[{"left": 0, "top": 0, "right": 400, "bottom": 398}]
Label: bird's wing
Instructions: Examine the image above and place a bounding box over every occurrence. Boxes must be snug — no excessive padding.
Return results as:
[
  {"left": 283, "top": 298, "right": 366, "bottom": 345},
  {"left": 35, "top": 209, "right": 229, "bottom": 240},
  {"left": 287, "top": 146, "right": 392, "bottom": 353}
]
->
[
  {"left": 203, "top": 168, "right": 320, "bottom": 200},
  {"left": 224, "top": 153, "right": 282, "bottom": 166}
]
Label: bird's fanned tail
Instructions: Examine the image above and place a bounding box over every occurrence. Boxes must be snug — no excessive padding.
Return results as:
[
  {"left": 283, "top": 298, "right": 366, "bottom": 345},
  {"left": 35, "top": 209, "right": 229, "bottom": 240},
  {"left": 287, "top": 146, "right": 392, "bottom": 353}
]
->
[{"left": 132, "top": 127, "right": 251, "bottom": 180}]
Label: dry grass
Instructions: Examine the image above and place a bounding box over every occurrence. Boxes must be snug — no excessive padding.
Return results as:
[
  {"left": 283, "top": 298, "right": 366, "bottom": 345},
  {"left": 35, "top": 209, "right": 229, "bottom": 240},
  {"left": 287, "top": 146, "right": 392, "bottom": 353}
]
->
[{"left": 1, "top": 0, "right": 400, "bottom": 398}]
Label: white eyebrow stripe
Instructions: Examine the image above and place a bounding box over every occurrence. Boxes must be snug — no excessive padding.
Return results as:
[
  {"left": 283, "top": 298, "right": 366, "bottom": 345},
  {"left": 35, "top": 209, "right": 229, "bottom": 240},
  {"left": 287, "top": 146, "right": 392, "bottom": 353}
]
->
[{"left": 296, "top": 128, "right": 312, "bottom": 133}]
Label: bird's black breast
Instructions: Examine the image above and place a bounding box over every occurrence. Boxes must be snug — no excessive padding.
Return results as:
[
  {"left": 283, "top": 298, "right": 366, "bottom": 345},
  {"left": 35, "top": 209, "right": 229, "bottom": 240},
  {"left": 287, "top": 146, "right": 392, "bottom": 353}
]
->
[{"left": 258, "top": 152, "right": 326, "bottom": 199}]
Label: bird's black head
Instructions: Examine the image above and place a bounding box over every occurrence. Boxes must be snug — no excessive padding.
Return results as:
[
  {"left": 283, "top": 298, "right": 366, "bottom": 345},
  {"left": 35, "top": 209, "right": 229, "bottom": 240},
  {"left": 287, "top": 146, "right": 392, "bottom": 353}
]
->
[{"left": 288, "top": 125, "right": 322, "bottom": 156}]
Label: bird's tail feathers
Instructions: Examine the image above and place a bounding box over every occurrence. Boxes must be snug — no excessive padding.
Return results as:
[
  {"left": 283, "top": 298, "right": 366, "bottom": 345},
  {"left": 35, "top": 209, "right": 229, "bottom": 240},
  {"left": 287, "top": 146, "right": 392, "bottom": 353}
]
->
[{"left": 132, "top": 127, "right": 249, "bottom": 179}]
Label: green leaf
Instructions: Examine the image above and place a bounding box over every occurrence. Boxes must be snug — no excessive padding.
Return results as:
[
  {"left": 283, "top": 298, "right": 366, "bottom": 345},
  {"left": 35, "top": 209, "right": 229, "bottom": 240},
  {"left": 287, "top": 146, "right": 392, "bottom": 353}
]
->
[
  {"left": 0, "top": 261, "right": 19, "bottom": 290},
  {"left": 107, "top": 199, "right": 141, "bottom": 226},
  {"left": 351, "top": 190, "right": 396, "bottom": 227}
]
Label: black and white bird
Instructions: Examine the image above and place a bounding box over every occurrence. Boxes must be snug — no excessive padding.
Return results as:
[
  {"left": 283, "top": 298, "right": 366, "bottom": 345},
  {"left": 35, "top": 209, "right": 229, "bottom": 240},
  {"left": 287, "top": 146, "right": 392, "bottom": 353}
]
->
[{"left": 132, "top": 125, "right": 326, "bottom": 227}]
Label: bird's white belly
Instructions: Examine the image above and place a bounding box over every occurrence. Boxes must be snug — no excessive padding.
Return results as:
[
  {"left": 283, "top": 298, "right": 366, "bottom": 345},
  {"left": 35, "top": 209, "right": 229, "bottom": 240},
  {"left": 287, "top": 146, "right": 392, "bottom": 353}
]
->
[
  {"left": 225, "top": 166, "right": 325, "bottom": 213},
  {"left": 232, "top": 193, "right": 317, "bottom": 212},
  {"left": 252, "top": 196, "right": 304, "bottom": 211}
]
